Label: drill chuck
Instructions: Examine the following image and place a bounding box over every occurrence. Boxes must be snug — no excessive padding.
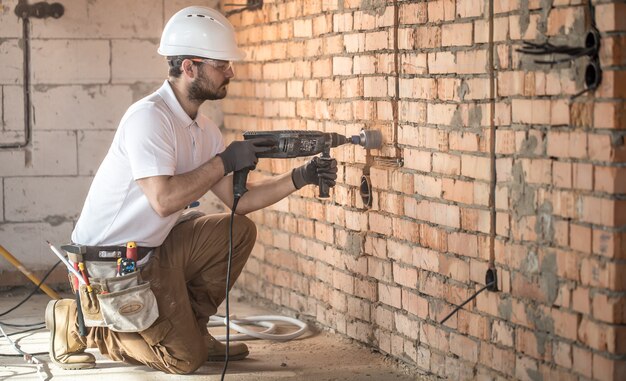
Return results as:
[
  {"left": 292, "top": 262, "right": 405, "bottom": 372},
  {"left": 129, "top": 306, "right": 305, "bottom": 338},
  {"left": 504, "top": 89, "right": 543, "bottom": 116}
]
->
[{"left": 351, "top": 129, "right": 383, "bottom": 149}]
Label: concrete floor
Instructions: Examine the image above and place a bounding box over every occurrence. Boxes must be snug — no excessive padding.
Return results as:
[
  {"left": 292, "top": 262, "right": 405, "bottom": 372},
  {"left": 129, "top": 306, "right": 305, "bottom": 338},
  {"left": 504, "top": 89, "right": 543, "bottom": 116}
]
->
[{"left": 0, "top": 289, "right": 423, "bottom": 380}]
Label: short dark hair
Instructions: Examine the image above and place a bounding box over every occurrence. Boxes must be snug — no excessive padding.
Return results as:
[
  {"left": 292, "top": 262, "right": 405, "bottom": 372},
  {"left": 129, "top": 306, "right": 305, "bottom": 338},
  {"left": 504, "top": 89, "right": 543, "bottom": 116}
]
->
[
  {"left": 167, "top": 56, "right": 184, "bottom": 77},
  {"left": 167, "top": 56, "right": 201, "bottom": 78}
]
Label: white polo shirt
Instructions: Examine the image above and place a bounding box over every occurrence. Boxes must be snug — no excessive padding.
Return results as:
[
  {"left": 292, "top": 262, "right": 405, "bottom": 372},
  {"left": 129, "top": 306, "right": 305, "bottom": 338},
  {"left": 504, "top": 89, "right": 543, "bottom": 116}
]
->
[{"left": 72, "top": 80, "right": 225, "bottom": 247}]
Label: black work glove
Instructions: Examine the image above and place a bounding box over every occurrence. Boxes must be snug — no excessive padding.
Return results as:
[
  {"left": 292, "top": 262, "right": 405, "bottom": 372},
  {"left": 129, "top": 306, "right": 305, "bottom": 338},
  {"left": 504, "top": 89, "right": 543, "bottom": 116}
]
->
[
  {"left": 292, "top": 156, "right": 338, "bottom": 190},
  {"left": 217, "top": 138, "right": 275, "bottom": 175}
]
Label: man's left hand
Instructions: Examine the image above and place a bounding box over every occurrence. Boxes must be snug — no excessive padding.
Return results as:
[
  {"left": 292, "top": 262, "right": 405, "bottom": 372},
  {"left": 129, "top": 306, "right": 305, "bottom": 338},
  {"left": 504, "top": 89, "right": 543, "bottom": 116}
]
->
[{"left": 292, "top": 157, "right": 338, "bottom": 190}]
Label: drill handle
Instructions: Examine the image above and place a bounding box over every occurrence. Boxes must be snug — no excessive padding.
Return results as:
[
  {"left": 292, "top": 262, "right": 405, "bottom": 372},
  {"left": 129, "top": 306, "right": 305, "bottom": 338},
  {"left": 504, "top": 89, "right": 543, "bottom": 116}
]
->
[
  {"left": 319, "top": 178, "right": 330, "bottom": 198},
  {"left": 318, "top": 151, "right": 332, "bottom": 199},
  {"left": 233, "top": 167, "right": 252, "bottom": 200}
]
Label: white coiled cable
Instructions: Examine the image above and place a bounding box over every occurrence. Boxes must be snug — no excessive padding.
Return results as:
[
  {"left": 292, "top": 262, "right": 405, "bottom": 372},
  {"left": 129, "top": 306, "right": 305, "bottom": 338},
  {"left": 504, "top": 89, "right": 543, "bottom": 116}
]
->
[{"left": 208, "top": 315, "right": 308, "bottom": 341}]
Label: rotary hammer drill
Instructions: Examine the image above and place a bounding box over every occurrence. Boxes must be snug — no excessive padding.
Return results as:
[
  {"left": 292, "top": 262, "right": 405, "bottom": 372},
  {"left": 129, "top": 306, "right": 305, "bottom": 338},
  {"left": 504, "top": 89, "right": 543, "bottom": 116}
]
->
[{"left": 232, "top": 129, "right": 382, "bottom": 199}]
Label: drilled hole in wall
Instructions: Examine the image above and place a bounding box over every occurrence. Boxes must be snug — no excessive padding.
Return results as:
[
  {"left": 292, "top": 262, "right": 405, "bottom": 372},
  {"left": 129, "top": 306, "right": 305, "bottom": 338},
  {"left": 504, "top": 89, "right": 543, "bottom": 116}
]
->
[
  {"left": 360, "top": 175, "right": 372, "bottom": 209},
  {"left": 585, "top": 60, "right": 601, "bottom": 90},
  {"left": 585, "top": 28, "right": 600, "bottom": 51}
]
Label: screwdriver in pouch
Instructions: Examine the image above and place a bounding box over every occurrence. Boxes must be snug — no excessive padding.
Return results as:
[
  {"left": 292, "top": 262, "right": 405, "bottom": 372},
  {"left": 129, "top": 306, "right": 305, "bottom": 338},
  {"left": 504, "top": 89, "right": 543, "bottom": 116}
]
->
[
  {"left": 126, "top": 241, "right": 138, "bottom": 261},
  {"left": 77, "top": 262, "right": 92, "bottom": 293}
]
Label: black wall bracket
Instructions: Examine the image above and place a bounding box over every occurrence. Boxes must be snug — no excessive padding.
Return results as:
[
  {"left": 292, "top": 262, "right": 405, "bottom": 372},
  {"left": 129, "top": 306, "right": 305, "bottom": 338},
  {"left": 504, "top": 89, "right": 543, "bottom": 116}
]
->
[
  {"left": 15, "top": 1, "right": 64, "bottom": 19},
  {"left": 485, "top": 268, "right": 498, "bottom": 292},
  {"left": 225, "top": 0, "right": 262, "bottom": 16}
]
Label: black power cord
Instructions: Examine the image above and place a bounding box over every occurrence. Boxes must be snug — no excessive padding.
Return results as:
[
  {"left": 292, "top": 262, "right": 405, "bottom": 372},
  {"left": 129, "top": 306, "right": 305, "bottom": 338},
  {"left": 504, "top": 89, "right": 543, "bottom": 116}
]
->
[
  {"left": 220, "top": 196, "right": 241, "bottom": 381},
  {"left": 0, "top": 325, "right": 47, "bottom": 358},
  {"left": 0, "top": 322, "right": 45, "bottom": 328},
  {"left": 515, "top": 2, "right": 601, "bottom": 100},
  {"left": 0, "top": 351, "right": 47, "bottom": 357},
  {"left": 440, "top": 281, "right": 495, "bottom": 325},
  {"left": 0, "top": 260, "right": 61, "bottom": 319},
  {"left": 224, "top": 0, "right": 263, "bottom": 16},
  {"left": 0, "top": 260, "right": 62, "bottom": 357}
]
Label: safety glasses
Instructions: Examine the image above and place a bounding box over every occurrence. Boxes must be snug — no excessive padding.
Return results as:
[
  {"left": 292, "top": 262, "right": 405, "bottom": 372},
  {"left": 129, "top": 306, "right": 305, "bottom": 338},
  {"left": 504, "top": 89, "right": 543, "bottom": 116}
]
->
[{"left": 190, "top": 58, "right": 233, "bottom": 73}]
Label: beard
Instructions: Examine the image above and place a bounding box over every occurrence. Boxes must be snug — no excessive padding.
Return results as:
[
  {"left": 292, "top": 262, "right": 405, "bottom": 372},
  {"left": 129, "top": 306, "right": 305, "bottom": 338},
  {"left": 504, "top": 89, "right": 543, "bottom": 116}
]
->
[{"left": 188, "top": 69, "right": 229, "bottom": 102}]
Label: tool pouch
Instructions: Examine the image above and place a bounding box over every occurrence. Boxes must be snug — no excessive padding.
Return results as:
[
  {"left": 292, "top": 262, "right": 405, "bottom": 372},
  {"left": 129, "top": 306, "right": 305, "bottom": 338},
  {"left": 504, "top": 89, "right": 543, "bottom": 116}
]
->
[{"left": 72, "top": 255, "right": 159, "bottom": 332}]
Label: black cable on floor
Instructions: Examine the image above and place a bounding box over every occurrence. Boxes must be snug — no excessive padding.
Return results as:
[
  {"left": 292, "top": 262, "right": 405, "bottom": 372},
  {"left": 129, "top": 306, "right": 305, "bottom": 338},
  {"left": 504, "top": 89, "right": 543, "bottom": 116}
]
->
[
  {"left": 0, "top": 322, "right": 45, "bottom": 328},
  {"left": 0, "top": 324, "right": 47, "bottom": 357},
  {"left": 440, "top": 281, "right": 495, "bottom": 325},
  {"left": 0, "top": 260, "right": 61, "bottom": 318},
  {"left": 0, "top": 351, "right": 47, "bottom": 357},
  {"left": 0, "top": 260, "right": 62, "bottom": 358},
  {"left": 220, "top": 196, "right": 240, "bottom": 381},
  {"left": 3, "top": 326, "right": 45, "bottom": 337}
]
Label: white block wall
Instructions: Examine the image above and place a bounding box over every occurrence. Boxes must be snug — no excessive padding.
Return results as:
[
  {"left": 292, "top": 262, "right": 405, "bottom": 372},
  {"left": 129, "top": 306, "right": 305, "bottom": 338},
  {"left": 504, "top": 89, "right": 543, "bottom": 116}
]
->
[{"left": 0, "top": 0, "right": 223, "bottom": 273}]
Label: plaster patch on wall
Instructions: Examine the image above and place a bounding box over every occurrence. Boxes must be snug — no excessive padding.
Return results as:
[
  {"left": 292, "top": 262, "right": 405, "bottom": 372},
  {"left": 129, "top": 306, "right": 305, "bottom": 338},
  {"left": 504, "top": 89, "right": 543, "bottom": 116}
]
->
[
  {"left": 527, "top": 368, "right": 543, "bottom": 381},
  {"left": 539, "top": 251, "right": 558, "bottom": 304},
  {"left": 535, "top": 201, "right": 554, "bottom": 243},
  {"left": 457, "top": 81, "right": 469, "bottom": 102},
  {"left": 360, "top": 0, "right": 386, "bottom": 16},
  {"left": 511, "top": 162, "right": 535, "bottom": 222},
  {"left": 468, "top": 105, "right": 482, "bottom": 128},
  {"left": 534, "top": 330, "right": 548, "bottom": 356},
  {"left": 44, "top": 214, "right": 69, "bottom": 226},
  {"left": 564, "top": 17, "right": 585, "bottom": 44},
  {"left": 345, "top": 231, "right": 365, "bottom": 257},
  {"left": 519, "top": 0, "right": 530, "bottom": 36},
  {"left": 524, "top": 302, "right": 554, "bottom": 333},
  {"left": 521, "top": 250, "right": 539, "bottom": 274},
  {"left": 451, "top": 107, "right": 462, "bottom": 128},
  {"left": 498, "top": 296, "right": 512, "bottom": 320},
  {"left": 538, "top": 0, "right": 554, "bottom": 33},
  {"left": 430, "top": 298, "right": 444, "bottom": 318},
  {"left": 520, "top": 135, "right": 538, "bottom": 155}
]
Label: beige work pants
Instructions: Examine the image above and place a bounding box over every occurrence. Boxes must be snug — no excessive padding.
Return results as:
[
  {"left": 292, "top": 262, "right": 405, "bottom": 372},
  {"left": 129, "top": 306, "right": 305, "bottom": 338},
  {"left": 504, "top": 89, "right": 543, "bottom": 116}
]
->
[{"left": 84, "top": 213, "right": 256, "bottom": 374}]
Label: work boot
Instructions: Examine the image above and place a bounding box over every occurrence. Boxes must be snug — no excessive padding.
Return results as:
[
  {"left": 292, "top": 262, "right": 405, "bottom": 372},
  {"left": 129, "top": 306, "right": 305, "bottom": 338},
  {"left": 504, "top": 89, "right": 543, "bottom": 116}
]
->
[
  {"left": 204, "top": 334, "right": 249, "bottom": 361},
  {"left": 45, "top": 299, "right": 96, "bottom": 370}
]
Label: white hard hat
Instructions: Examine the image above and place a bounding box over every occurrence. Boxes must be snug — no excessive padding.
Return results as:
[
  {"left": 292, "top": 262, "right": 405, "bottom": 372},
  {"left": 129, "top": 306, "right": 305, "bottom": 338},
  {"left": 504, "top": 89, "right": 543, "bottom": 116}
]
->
[{"left": 158, "top": 6, "right": 246, "bottom": 61}]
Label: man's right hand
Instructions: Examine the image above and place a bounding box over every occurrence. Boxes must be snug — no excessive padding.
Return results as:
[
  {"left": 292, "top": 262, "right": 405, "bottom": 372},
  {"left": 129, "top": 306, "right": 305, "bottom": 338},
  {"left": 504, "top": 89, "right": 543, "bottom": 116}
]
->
[{"left": 217, "top": 138, "right": 276, "bottom": 175}]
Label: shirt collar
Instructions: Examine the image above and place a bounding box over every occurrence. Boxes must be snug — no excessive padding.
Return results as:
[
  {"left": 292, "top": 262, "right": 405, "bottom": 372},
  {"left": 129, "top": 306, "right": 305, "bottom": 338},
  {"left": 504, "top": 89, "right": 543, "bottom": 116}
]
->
[{"left": 156, "top": 80, "right": 204, "bottom": 130}]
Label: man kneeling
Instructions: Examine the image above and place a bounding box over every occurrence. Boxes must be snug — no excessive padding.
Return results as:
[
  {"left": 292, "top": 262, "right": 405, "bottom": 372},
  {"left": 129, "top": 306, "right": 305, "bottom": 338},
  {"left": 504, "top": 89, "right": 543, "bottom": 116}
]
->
[{"left": 46, "top": 6, "right": 336, "bottom": 374}]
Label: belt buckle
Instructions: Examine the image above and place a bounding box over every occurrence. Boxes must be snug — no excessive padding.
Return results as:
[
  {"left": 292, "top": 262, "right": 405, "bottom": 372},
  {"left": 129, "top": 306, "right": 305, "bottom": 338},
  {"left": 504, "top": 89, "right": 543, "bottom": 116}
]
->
[{"left": 98, "top": 250, "right": 122, "bottom": 259}]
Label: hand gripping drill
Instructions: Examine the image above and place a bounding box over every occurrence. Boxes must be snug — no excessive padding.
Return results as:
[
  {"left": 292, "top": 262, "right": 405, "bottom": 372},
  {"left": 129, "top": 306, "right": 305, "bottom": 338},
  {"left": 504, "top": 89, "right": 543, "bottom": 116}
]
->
[{"left": 232, "top": 129, "right": 383, "bottom": 199}]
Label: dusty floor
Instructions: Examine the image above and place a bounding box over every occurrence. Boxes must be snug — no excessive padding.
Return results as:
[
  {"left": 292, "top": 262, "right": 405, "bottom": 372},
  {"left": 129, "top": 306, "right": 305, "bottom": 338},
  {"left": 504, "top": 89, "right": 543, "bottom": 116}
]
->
[{"left": 0, "top": 289, "right": 424, "bottom": 380}]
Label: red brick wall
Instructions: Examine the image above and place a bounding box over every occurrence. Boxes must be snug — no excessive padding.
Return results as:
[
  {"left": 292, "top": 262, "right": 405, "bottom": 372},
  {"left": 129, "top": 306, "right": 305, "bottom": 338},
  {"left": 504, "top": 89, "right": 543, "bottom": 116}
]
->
[{"left": 223, "top": 1, "right": 626, "bottom": 379}]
